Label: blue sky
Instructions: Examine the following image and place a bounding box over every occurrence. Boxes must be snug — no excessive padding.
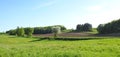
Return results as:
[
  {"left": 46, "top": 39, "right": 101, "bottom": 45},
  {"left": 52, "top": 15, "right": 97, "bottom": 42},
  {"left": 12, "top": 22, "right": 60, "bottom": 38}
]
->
[{"left": 0, "top": 0, "right": 120, "bottom": 32}]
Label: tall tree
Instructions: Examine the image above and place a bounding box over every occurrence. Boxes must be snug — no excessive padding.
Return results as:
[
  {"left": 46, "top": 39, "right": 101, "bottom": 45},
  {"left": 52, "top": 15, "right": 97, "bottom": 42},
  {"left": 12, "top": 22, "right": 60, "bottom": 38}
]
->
[
  {"left": 16, "top": 27, "right": 25, "bottom": 37},
  {"left": 24, "top": 27, "right": 34, "bottom": 37},
  {"left": 97, "top": 24, "right": 104, "bottom": 34},
  {"left": 97, "top": 19, "right": 120, "bottom": 34},
  {"left": 76, "top": 23, "right": 92, "bottom": 32},
  {"left": 76, "top": 24, "right": 83, "bottom": 32},
  {"left": 83, "top": 23, "right": 92, "bottom": 31}
]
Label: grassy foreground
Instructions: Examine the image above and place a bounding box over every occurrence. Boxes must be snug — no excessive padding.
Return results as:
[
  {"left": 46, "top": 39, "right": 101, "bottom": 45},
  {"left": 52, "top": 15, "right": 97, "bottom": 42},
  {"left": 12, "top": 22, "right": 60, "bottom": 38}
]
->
[{"left": 0, "top": 35, "right": 120, "bottom": 57}]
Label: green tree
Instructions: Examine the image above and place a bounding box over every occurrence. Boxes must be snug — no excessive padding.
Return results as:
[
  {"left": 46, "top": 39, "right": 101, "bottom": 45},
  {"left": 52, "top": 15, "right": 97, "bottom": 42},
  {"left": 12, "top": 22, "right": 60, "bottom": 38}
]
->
[
  {"left": 76, "top": 24, "right": 83, "bottom": 32},
  {"left": 83, "top": 23, "right": 92, "bottom": 31},
  {"left": 6, "top": 30, "right": 16, "bottom": 35},
  {"left": 97, "top": 24, "right": 104, "bottom": 34},
  {"left": 24, "top": 27, "right": 34, "bottom": 37},
  {"left": 97, "top": 19, "right": 120, "bottom": 34},
  {"left": 76, "top": 23, "right": 92, "bottom": 32},
  {"left": 54, "top": 25, "right": 66, "bottom": 31},
  {"left": 33, "top": 25, "right": 66, "bottom": 34},
  {"left": 52, "top": 27, "right": 61, "bottom": 38},
  {"left": 16, "top": 27, "right": 25, "bottom": 37}
]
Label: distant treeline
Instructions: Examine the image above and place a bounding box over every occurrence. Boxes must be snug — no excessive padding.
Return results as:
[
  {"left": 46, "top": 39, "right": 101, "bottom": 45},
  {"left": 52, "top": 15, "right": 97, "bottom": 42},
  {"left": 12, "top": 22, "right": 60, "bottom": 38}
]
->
[
  {"left": 6, "top": 19, "right": 120, "bottom": 35},
  {"left": 76, "top": 23, "right": 92, "bottom": 32},
  {"left": 6, "top": 25, "right": 66, "bottom": 35},
  {"left": 33, "top": 25, "right": 66, "bottom": 34},
  {"left": 97, "top": 19, "right": 120, "bottom": 34}
]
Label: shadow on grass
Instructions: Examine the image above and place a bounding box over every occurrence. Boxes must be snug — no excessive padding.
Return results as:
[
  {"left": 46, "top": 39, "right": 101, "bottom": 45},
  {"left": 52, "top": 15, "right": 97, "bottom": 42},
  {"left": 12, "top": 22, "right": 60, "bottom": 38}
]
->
[
  {"left": 29, "top": 37, "right": 106, "bottom": 42},
  {"left": 9, "top": 36, "right": 18, "bottom": 38}
]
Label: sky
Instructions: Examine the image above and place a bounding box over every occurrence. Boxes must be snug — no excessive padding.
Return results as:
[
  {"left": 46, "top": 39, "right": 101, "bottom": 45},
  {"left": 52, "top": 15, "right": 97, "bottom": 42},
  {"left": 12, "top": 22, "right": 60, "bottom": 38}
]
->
[{"left": 0, "top": 0, "right": 120, "bottom": 32}]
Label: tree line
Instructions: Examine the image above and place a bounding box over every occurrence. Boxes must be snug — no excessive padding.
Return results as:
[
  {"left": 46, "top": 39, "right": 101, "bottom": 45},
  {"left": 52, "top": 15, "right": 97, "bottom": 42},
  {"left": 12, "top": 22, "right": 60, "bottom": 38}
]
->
[
  {"left": 5, "top": 18, "right": 120, "bottom": 35},
  {"left": 76, "top": 23, "right": 92, "bottom": 32},
  {"left": 6, "top": 25, "right": 66, "bottom": 37},
  {"left": 33, "top": 25, "right": 66, "bottom": 34},
  {"left": 97, "top": 19, "right": 120, "bottom": 34},
  {"left": 6, "top": 27, "right": 34, "bottom": 37}
]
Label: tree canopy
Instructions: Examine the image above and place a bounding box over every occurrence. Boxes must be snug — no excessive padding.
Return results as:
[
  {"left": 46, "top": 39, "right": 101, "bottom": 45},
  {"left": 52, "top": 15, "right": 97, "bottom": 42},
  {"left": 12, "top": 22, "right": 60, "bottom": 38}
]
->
[
  {"left": 76, "top": 23, "right": 92, "bottom": 32},
  {"left": 97, "top": 19, "right": 120, "bottom": 34}
]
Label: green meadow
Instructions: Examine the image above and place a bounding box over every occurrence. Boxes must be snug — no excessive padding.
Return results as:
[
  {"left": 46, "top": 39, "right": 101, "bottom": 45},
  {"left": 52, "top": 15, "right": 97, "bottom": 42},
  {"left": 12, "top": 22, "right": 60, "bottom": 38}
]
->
[{"left": 0, "top": 34, "right": 120, "bottom": 57}]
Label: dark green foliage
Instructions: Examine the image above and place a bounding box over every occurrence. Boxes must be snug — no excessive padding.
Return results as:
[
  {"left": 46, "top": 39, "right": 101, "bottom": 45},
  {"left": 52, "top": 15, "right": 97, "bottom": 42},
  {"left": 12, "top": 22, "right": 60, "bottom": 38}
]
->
[
  {"left": 24, "top": 27, "right": 34, "bottom": 37},
  {"left": 6, "top": 25, "right": 66, "bottom": 35},
  {"left": 97, "top": 19, "right": 120, "bottom": 34},
  {"left": 0, "top": 32, "right": 5, "bottom": 34},
  {"left": 76, "top": 24, "right": 83, "bottom": 32},
  {"left": 33, "top": 27, "right": 41, "bottom": 34},
  {"left": 16, "top": 27, "right": 25, "bottom": 37},
  {"left": 83, "top": 23, "right": 92, "bottom": 31},
  {"left": 33, "top": 27, "right": 53, "bottom": 34},
  {"left": 6, "top": 30, "right": 16, "bottom": 35},
  {"left": 97, "top": 24, "right": 104, "bottom": 34},
  {"left": 76, "top": 23, "right": 92, "bottom": 32},
  {"left": 33, "top": 25, "right": 66, "bottom": 34}
]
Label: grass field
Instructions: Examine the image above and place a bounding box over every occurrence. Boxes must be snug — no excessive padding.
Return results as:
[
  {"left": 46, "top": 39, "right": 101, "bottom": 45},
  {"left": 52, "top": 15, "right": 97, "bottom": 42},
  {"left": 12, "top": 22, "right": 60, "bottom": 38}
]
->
[{"left": 0, "top": 34, "right": 120, "bottom": 57}]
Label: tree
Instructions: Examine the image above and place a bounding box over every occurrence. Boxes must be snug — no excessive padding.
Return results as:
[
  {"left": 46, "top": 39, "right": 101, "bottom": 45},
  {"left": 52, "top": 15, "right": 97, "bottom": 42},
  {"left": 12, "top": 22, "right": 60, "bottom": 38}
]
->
[
  {"left": 6, "top": 25, "right": 66, "bottom": 35},
  {"left": 97, "top": 24, "right": 104, "bottom": 34},
  {"left": 83, "top": 23, "right": 92, "bottom": 31},
  {"left": 76, "top": 23, "right": 92, "bottom": 32},
  {"left": 6, "top": 30, "right": 16, "bottom": 35},
  {"left": 33, "top": 25, "right": 66, "bottom": 34},
  {"left": 16, "top": 27, "right": 25, "bottom": 37},
  {"left": 24, "top": 27, "right": 34, "bottom": 37},
  {"left": 52, "top": 27, "right": 61, "bottom": 38},
  {"left": 97, "top": 19, "right": 120, "bottom": 34},
  {"left": 54, "top": 25, "right": 66, "bottom": 31},
  {"left": 76, "top": 24, "right": 83, "bottom": 32}
]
